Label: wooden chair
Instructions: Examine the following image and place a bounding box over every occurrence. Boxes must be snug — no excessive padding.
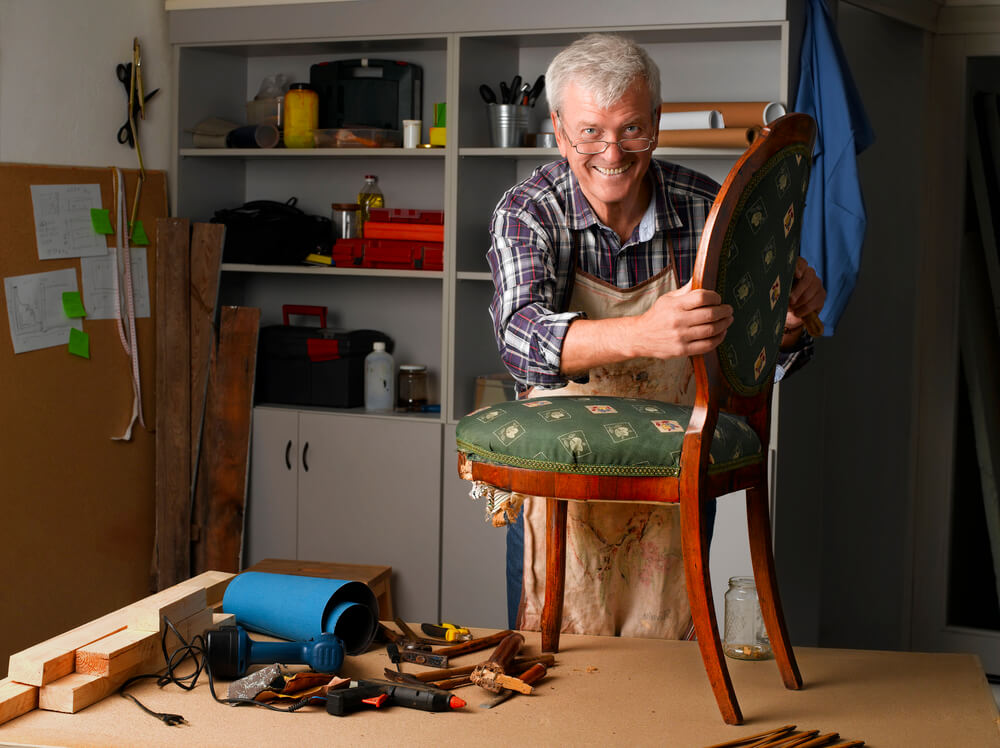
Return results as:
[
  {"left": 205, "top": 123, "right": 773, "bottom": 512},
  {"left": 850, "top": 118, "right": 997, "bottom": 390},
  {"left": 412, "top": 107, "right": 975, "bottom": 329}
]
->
[{"left": 456, "top": 112, "right": 817, "bottom": 724}]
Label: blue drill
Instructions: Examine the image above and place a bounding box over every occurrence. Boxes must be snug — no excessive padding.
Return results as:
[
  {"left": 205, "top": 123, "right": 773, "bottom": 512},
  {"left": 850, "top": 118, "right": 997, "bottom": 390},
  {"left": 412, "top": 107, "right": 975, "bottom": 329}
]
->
[{"left": 206, "top": 625, "right": 344, "bottom": 679}]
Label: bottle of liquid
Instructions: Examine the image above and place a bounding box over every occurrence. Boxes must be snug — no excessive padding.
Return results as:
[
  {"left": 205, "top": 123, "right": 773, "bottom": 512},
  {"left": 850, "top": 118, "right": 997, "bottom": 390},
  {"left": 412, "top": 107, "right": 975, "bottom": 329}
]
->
[
  {"left": 364, "top": 341, "right": 395, "bottom": 412},
  {"left": 357, "top": 174, "right": 385, "bottom": 235}
]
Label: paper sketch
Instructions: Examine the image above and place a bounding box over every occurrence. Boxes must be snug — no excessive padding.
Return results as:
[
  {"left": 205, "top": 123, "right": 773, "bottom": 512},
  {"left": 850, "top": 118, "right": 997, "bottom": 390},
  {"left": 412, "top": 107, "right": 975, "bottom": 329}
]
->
[
  {"left": 30, "top": 183, "right": 109, "bottom": 260},
  {"left": 4, "top": 268, "right": 83, "bottom": 353},
  {"left": 80, "top": 248, "right": 151, "bottom": 320}
]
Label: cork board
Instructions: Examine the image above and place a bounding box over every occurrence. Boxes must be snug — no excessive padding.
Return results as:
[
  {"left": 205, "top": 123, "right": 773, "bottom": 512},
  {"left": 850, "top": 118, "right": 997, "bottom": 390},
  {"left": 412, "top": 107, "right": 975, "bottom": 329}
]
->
[{"left": 0, "top": 163, "right": 167, "bottom": 678}]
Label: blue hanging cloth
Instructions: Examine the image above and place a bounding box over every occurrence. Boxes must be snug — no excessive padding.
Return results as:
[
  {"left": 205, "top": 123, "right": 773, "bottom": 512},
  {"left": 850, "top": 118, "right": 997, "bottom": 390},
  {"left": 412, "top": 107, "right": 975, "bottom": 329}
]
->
[{"left": 794, "top": 0, "right": 875, "bottom": 334}]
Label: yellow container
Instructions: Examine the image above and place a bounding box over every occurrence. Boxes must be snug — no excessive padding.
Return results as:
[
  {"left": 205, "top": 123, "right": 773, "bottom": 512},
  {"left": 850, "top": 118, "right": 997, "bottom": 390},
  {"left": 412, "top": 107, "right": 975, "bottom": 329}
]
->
[{"left": 283, "top": 83, "right": 318, "bottom": 148}]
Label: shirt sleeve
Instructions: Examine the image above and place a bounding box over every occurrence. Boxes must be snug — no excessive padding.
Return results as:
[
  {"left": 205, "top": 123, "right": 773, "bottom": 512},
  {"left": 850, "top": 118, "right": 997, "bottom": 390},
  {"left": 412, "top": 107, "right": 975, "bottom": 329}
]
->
[
  {"left": 774, "top": 330, "right": 815, "bottom": 382},
  {"left": 487, "top": 202, "right": 583, "bottom": 391}
]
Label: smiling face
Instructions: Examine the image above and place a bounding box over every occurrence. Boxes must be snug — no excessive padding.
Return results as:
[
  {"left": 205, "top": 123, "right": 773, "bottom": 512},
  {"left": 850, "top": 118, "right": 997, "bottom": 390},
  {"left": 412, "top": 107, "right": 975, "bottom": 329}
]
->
[{"left": 552, "top": 78, "right": 659, "bottom": 236}]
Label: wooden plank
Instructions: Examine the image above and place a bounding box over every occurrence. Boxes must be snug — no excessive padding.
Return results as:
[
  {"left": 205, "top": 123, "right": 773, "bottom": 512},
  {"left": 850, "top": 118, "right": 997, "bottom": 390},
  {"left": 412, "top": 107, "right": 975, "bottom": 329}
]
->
[
  {"left": 959, "top": 232, "right": 1000, "bottom": 605},
  {"left": 6, "top": 613, "right": 128, "bottom": 687},
  {"left": 0, "top": 678, "right": 38, "bottom": 726},
  {"left": 189, "top": 222, "right": 225, "bottom": 485},
  {"left": 41, "top": 606, "right": 216, "bottom": 714},
  {"left": 7, "top": 572, "right": 229, "bottom": 686},
  {"left": 127, "top": 586, "right": 207, "bottom": 633},
  {"left": 191, "top": 306, "right": 261, "bottom": 574},
  {"left": 74, "top": 629, "right": 161, "bottom": 678},
  {"left": 155, "top": 217, "right": 192, "bottom": 590},
  {"left": 176, "top": 569, "right": 235, "bottom": 607}
]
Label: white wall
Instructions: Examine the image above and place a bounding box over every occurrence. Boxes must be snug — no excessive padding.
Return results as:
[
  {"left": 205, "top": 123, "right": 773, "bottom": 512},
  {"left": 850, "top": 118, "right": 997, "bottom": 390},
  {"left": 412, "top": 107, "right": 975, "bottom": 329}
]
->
[{"left": 0, "top": 0, "right": 172, "bottom": 172}]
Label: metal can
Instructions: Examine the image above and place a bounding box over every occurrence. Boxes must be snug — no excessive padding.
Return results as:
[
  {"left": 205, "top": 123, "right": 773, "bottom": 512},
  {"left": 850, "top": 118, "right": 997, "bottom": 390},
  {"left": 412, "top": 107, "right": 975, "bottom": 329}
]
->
[{"left": 283, "top": 83, "right": 318, "bottom": 148}]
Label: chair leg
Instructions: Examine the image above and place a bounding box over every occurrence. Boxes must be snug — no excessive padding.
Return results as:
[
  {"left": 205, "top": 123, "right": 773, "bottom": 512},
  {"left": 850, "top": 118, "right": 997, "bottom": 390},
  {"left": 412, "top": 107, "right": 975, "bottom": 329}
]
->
[
  {"left": 680, "top": 493, "right": 743, "bottom": 725},
  {"left": 540, "top": 498, "right": 567, "bottom": 653},
  {"left": 746, "top": 484, "right": 803, "bottom": 691}
]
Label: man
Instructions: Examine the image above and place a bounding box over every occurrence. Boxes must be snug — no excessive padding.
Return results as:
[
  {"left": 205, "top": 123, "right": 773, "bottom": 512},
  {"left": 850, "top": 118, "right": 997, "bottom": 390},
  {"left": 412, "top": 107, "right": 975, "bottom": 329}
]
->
[{"left": 485, "top": 34, "right": 825, "bottom": 639}]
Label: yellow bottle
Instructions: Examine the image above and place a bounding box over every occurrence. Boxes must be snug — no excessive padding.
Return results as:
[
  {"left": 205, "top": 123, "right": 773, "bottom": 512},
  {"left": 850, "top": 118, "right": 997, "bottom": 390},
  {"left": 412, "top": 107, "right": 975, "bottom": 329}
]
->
[
  {"left": 357, "top": 174, "right": 385, "bottom": 235},
  {"left": 283, "top": 83, "right": 318, "bottom": 148}
]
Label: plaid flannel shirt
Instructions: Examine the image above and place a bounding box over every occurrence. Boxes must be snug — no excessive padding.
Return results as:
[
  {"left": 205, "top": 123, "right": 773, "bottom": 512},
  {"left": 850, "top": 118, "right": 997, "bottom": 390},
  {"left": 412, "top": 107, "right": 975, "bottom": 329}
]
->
[{"left": 487, "top": 158, "right": 812, "bottom": 394}]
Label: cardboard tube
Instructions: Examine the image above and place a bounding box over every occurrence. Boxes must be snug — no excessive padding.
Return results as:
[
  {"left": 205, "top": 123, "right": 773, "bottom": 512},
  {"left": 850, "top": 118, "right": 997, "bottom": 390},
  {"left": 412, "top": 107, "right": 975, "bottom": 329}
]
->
[
  {"left": 661, "top": 101, "right": 786, "bottom": 127},
  {"left": 657, "top": 128, "right": 757, "bottom": 149},
  {"left": 658, "top": 109, "right": 724, "bottom": 130}
]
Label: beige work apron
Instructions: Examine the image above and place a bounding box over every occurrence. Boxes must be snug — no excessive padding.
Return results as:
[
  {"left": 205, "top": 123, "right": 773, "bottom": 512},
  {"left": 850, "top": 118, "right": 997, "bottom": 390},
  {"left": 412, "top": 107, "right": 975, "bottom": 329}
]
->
[{"left": 517, "top": 263, "right": 695, "bottom": 639}]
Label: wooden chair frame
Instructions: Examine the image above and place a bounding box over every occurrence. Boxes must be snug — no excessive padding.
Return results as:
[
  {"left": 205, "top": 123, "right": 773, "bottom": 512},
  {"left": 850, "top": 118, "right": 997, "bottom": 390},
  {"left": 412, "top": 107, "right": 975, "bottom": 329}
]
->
[{"left": 460, "top": 113, "right": 817, "bottom": 724}]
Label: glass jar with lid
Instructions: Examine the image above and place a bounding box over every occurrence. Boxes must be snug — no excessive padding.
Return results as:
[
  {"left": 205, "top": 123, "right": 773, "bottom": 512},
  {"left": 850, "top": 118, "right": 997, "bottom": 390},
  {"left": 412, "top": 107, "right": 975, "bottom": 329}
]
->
[
  {"left": 722, "top": 576, "right": 772, "bottom": 660},
  {"left": 397, "top": 365, "right": 428, "bottom": 411}
]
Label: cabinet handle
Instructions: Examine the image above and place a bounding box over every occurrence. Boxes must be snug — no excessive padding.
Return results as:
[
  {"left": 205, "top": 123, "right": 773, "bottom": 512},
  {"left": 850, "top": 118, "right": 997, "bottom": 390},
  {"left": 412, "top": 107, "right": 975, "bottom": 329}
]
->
[
  {"left": 302, "top": 441, "right": 310, "bottom": 472},
  {"left": 285, "top": 440, "right": 293, "bottom": 470}
]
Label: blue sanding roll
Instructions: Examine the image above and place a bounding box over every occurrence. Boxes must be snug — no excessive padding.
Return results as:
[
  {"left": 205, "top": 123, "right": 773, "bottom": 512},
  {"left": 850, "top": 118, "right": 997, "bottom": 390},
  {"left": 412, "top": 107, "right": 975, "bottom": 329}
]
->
[{"left": 222, "top": 571, "right": 379, "bottom": 655}]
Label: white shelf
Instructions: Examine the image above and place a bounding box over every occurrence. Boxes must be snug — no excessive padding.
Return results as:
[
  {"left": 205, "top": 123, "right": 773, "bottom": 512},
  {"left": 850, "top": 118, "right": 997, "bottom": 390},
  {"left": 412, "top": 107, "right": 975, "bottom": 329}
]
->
[
  {"left": 457, "top": 271, "right": 492, "bottom": 281},
  {"left": 221, "top": 262, "right": 443, "bottom": 279},
  {"left": 180, "top": 147, "right": 446, "bottom": 158}
]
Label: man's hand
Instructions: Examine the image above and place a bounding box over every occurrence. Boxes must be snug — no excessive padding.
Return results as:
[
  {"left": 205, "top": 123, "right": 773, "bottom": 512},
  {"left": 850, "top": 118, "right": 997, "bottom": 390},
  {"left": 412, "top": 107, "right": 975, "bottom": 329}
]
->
[
  {"left": 558, "top": 281, "right": 733, "bottom": 376},
  {"left": 632, "top": 281, "right": 734, "bottom": 359},
  {"left": 783, "top": 258, "right": 826, "bottom": 341}
]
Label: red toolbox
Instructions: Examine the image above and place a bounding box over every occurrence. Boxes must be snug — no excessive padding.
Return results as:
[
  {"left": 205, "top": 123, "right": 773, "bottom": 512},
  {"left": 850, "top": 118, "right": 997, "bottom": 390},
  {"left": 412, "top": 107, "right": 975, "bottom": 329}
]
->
[
  {"left": 361, "top": 238, "right": 443, "bottom": 270},
  {"left": 362, "top": 221, "right": 444, "bottom": 242},
  {"left": 332, "top": 237, "right": 365, "bottom": 266},
  {"left": 368, "top": 208, "right": 444, "bottom": 225}
]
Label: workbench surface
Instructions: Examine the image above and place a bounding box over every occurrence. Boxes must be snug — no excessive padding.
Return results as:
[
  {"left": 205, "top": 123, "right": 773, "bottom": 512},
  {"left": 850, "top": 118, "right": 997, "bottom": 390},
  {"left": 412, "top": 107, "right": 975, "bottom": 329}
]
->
[{"left": 1, "top": 629, "right": 997, "bottom": 747}]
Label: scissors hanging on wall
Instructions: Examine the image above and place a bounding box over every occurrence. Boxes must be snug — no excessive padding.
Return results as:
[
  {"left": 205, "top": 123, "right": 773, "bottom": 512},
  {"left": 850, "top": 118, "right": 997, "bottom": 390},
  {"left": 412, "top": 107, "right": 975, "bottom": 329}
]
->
[{"left": 116, "top": 49, "right": 159, "bottom": 148}]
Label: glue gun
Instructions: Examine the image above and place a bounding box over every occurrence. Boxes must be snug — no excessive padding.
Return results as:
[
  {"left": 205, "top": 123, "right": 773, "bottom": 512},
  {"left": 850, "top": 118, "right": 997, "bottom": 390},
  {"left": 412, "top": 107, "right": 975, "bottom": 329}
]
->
[
  {"left": 206, "top": 625, "right": 344, "bottom": 679},
  {"left": 325, "top": 679, "right": 465, "bottom": 716}
]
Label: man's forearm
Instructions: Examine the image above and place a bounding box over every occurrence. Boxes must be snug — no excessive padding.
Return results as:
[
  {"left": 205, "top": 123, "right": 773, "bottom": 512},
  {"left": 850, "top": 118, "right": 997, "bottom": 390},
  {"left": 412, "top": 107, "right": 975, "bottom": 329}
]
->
[{"left": 558, "top": 316, "right": 642, "bottom": 377}]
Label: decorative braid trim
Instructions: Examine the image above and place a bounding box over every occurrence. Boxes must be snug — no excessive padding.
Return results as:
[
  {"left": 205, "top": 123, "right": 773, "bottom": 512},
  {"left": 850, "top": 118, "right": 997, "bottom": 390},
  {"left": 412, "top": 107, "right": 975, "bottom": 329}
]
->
[{"left": 456, "top": 440, "right": 762, "bottom": 477}]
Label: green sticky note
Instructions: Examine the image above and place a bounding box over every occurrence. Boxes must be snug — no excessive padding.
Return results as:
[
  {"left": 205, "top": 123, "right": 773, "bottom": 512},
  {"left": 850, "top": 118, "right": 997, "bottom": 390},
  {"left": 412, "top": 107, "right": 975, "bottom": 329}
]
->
[
  {"left": 62, "top": 291, "right": 86, "bottom": 319},
  {"left": 129, "top": 219, "right": 150, "bottom": 245},
  {"left": 69, "top": 327, "right": 90, "bottom": 359},
  {"left": 91, "top": 208, "right": 114, "bottom": 235},
  {"left": 434, "top": 102, "right": 446, "bottom": 128}
]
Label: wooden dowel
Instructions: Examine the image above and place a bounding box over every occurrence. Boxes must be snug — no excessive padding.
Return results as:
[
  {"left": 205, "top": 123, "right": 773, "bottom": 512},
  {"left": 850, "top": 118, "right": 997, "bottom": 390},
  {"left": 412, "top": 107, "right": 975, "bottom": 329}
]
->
[
  {"left": 795, "top": 734, "right": 838, "bottom": 748},
  {"left": 409, "top": 654, "right": 554, "bottom": 683},
  {"left": 703, "top": 725, "right": 796, "bottom": 748},
  {"left": 434, "top": 630, "right": 515, "bottom": 657}
]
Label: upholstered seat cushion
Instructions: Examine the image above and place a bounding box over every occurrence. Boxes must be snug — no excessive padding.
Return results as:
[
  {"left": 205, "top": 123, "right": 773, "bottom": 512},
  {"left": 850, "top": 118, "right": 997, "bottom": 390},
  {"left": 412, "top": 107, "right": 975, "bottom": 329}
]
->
[{"left": 456, "top": 395, "right": 762, "bottom": 478}]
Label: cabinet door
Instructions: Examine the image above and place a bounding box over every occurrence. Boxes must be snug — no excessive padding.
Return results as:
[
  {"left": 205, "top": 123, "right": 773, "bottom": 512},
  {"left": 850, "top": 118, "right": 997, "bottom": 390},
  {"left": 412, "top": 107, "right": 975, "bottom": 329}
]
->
[
  {"left": 245, "top": 407, "right": 300, "bottom": 566},
  {"left": 296, "top": 413, "right": 442, "bottom": 622},
  {"left": 440, "top": 424, "right": 508, "bottom": 628}
]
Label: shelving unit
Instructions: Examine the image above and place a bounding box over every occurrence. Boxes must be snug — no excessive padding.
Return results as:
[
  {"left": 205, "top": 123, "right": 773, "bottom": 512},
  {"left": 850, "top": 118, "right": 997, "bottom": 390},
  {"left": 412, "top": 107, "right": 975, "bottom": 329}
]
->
[{"left": 171, "top": 10, "right": 792, "bottom": 625}]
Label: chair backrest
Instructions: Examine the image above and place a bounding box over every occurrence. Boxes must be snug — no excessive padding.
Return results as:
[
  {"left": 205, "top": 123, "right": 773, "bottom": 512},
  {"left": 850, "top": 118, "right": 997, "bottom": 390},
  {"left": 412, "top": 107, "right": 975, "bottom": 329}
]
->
[{"left": 692, "top": 113, "right": 817, "bottom": 420}]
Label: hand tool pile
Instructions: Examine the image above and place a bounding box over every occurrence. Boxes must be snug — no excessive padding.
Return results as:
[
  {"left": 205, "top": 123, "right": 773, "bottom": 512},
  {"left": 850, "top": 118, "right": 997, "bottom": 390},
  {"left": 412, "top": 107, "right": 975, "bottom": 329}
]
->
[{"left": 378, "top": 618, "right": 555, "bottom": 709}]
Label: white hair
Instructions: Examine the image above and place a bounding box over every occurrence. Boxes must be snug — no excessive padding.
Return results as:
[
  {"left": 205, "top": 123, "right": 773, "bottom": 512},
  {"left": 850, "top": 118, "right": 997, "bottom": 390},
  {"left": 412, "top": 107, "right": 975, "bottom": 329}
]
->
[{"left": 545, "top": 33, "right": 661, "bottom": 117}]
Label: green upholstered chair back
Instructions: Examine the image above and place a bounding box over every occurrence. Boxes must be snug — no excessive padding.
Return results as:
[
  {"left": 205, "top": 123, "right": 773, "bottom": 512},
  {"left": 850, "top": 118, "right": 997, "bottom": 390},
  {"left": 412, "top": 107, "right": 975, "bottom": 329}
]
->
[{"left": 694, "top": 113, "right": 817, "bottom": 403}]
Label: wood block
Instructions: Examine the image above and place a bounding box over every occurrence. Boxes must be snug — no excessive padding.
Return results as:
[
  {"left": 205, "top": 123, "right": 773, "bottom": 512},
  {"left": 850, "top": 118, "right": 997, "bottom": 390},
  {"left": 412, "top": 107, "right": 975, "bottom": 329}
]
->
[
  {"left": 75, "top": 629, "right": 161, "bottom": 678},
  {"left": 176, "top": 570, "right": 235, "bottom": 607},
  {"left": 0, "top": 678, "right": 38, "bottom": 726},
  {"left": 127, "top": 586, "right": 207, "bottom": 633},
  {"left": 244, "top": 558, "right": 394, "bottom": 618},
  {"left": 38, "top": 669, "right": 142, "bottom": 714},
  {"left": 7, "top": 611, "right": 129, "bottom": 687},
  {"left": 212, "top": 612, "right": 236, "bottom": 629}
]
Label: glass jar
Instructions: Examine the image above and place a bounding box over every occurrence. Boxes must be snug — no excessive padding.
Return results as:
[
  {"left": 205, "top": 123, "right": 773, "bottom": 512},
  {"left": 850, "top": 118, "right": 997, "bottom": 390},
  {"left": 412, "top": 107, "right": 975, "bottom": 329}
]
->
[
  {"left": 397, "top": 365, "right": 428, "bottom": 411},
  {"left": 331, "top": 202, "right": 360, "bottom": 239},
  {"left": 282, "top": 83, "right": 318, "bottom": 148},
  {"left": 722, "top": 576, "right": 772, "bottom": 660}
]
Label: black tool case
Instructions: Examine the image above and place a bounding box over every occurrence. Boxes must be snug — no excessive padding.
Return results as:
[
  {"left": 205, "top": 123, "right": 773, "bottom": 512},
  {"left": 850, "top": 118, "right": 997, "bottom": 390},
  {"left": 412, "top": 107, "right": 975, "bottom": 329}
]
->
[{"left": 256, "top": 325, "right": 393, "bottom": 408}]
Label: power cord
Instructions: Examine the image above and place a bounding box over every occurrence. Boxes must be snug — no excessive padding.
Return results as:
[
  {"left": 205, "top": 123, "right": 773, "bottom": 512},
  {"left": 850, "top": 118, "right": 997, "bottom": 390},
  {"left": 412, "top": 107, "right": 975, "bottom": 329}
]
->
[{"left": 118, "top": 616, "right": 316, "bottom": 726}]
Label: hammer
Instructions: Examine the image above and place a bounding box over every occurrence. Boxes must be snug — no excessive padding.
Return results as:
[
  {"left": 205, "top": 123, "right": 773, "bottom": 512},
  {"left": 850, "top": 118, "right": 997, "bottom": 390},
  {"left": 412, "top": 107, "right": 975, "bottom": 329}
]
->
[{"left": 470, "top": 632, "right": 533, "bottom": 694}]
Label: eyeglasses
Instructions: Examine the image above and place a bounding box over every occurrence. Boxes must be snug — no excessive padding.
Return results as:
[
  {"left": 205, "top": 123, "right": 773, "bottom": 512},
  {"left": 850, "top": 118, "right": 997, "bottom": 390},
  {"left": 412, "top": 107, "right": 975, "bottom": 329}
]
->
[
  {"left": 564, "top": 137, "right": 655, "bottom": 155},
  {"left": 555, "top": 115, "right": 655, "bottom": 155}
]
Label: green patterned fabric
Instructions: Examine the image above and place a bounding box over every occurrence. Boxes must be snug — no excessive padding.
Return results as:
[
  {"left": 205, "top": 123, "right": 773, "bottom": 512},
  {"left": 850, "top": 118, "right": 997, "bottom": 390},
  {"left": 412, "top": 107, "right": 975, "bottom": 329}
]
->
[
  {"left": 716, "top": 144, "right": 813, "bottom": 396},
  {"left": 456, "top": 395, "right": 761, "bottom": 477}
]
